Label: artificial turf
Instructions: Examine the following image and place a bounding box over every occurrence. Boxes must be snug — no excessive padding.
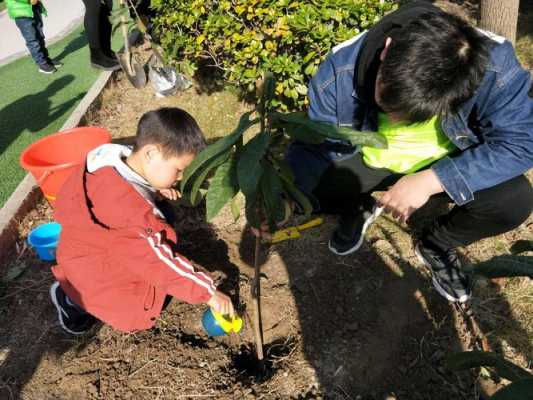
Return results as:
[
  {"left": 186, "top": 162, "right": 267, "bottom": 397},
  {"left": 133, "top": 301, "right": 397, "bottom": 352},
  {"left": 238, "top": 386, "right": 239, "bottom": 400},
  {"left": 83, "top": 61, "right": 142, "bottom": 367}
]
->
[{"left": 0, "top": 24, "right": 120, "bottom": 206}]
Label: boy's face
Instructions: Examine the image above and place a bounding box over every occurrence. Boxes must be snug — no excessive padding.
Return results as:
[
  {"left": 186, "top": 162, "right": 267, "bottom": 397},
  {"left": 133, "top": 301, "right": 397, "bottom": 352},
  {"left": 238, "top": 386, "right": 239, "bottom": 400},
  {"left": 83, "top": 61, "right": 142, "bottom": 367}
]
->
[{"left": 143, "top": 147, "right": 195, "bottom": 190}]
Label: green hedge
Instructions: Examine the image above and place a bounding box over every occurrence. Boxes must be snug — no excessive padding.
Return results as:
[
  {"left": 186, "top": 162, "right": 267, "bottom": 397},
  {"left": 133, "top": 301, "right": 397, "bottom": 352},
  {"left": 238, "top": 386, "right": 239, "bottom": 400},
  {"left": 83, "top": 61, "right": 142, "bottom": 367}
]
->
[{"left": 151, "top": 0, "right": 396, "bottom": 110}]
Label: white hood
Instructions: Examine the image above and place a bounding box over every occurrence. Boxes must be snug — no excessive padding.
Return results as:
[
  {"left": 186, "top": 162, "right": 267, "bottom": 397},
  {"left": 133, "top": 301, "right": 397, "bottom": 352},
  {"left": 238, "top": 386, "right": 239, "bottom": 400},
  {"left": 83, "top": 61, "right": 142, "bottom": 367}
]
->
[{"left": 86, "top": 144, "right": 158, "bottom": 205}]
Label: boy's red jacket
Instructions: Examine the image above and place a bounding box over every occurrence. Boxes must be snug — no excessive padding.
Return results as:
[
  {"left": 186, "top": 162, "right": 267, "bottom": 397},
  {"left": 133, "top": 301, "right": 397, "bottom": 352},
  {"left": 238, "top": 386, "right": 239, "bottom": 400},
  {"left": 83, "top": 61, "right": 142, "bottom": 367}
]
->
[{"left": 52, "top": 165, "right": 216, "bottom": 332}]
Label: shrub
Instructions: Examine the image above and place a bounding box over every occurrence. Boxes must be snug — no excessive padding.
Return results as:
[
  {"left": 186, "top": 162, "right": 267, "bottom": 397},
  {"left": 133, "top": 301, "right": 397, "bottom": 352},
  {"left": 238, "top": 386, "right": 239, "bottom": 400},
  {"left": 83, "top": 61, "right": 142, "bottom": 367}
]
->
[{"left": 150, "top": 0, "right": 396, "bottom": 110}]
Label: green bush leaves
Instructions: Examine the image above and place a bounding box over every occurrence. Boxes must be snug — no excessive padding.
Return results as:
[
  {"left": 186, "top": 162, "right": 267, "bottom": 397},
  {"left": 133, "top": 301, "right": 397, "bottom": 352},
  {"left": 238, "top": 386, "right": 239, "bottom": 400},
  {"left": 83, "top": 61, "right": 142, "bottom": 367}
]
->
[{"left": 152, "top": 0, "right": 395, "bottom": 110}]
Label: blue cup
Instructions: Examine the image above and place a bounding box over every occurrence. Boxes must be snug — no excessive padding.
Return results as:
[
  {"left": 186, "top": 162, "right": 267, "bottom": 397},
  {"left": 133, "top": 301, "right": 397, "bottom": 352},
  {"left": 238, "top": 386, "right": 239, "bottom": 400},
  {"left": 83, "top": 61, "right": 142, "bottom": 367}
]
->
[
  {"left": 202, "top": 308, "right": 227, "bottom": 337},
  {"left": 27, "top": 222, "right": 61, "bottom": 261}
]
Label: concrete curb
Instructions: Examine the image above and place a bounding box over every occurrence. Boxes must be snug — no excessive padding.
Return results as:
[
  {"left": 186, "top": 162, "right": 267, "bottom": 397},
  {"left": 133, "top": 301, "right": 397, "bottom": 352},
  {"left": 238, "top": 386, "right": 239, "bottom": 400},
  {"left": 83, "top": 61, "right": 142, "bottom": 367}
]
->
[{"left": 0, "top": 69, "right": 114, "bottom": 264}]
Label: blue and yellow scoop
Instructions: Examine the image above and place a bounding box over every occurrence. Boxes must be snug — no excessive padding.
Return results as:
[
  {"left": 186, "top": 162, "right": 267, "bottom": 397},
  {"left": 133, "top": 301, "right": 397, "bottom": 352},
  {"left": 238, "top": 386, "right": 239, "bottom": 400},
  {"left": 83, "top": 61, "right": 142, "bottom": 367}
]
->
[{"left": 202, "top": 308, "right": 243, "bottom": 337}]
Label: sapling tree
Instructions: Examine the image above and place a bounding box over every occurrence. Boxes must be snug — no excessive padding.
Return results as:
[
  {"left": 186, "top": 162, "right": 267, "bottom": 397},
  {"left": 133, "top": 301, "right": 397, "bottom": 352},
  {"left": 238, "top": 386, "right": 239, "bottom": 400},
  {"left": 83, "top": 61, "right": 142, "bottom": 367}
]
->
[{"left": 180, "top": 72, "right": 387, "bottom": 365}]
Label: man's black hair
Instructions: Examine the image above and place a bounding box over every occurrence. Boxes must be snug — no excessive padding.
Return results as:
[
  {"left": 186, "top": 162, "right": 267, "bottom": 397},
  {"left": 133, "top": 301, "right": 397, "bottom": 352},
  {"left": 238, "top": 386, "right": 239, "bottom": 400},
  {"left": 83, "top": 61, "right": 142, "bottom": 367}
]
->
[
  {"left": 378, "top": 10, "right": 490, "bottom": 122},
  {"left": 133, "top": 107, "right": 206, "bottom": 157}
]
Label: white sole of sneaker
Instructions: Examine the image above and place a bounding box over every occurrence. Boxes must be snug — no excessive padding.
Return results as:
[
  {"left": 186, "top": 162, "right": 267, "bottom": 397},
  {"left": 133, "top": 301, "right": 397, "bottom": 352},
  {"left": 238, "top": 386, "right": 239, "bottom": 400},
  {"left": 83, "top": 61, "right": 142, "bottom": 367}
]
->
[
  {"left": 414, "top": 244, "right": 470, "bottom": 303},
  {"left": 328, "top": 206, "right": 383, "bottom": 256},
  {"left": 49, "top": 282, "right": 85, "bottom": 335},
  {"left": 38, "top": 69, "right": 55, "bottom": 74}
]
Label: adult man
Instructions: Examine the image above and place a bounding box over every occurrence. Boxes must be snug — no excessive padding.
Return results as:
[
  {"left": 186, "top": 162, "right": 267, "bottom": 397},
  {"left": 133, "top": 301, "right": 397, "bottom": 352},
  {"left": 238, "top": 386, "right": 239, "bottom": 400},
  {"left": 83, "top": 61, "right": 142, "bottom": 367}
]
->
[{"left": 287, "top": 1, "right": 533, "bottom": 302}]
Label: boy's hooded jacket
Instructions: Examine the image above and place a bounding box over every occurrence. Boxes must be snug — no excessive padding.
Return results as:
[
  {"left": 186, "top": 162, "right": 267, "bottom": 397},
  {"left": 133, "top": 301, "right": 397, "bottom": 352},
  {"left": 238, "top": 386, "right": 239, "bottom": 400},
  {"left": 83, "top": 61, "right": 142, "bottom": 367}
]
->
[{"left": 52, "top": 144, "right": 216, "bottom": 332}]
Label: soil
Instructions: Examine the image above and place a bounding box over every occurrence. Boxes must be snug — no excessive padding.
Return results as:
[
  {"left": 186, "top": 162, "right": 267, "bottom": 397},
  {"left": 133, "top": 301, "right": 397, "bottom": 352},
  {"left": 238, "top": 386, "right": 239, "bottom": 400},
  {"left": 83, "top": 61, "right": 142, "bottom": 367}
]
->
[
  {"left": 1, "top": 187, "right": 530, "bottom": 399},
  {"left": 1, "top": 2, "right": 532, "bottom": 398}
]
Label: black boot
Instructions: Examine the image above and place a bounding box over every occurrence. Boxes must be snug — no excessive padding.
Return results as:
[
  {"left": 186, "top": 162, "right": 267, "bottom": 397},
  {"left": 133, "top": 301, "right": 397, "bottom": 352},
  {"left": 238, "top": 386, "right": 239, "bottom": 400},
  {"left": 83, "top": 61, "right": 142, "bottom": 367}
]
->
[{"left": 89, "top": 46, "right": 120, "bottom": 71}]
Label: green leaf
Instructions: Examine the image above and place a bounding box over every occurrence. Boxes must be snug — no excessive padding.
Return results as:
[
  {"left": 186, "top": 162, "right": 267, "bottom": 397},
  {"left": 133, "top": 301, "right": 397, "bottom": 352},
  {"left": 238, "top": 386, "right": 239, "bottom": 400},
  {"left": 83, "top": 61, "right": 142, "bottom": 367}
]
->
[
  {"left": 280, "top": 177, "right": 313, "bottom": 217},
  {"left": 237, "top": 132, "right": 270, "bottom": 196},
  {"left": 510, "top": 240, "right": 533, "bottom": 255},
  {"left": 490, "top": 379, "right": 533, "bottom": 400},
  {"left": 446, "top": 351, "right": 532, "bottom": 382},
  {"left": 181, "top": 111, "right": 259, "bottom": 192},
  {"left": 273, "top": 112, "right": 388, "bottom": 149},
  {"left": 260, "top": 163, "right": 285, "bottom": 232},
  {"left": 282, "top": 122, "right": 324, "bottom": 144},
  {"left": 206, "top": 156, "right": 239, "bottom": 221},
  {"left": 189, "top": 151, "right": 230, "bottom": 205},
  {"left": 230, "top": 194, "right": 241, "bottom": 222},
  {"left": 271, "top": 158, "right": 295, "bottom": 183},
  {"left": 468, "top": 256, "right": 533, "bottom": 279}
]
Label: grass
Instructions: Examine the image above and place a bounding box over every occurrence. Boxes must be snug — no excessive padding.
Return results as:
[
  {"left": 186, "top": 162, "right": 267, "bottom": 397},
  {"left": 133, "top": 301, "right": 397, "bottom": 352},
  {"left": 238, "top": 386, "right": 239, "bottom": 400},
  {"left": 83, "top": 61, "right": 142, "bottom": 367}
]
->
[{"left": 0, "top": 25, "right": 121, "bottom": 207}]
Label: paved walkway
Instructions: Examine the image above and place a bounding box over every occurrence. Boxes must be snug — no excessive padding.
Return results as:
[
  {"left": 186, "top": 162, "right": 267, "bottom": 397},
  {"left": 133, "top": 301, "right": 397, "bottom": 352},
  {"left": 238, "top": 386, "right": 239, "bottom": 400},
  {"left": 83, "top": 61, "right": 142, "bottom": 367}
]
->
[{"left": 0, "top": 0, "right": 85, "bottom": 66}]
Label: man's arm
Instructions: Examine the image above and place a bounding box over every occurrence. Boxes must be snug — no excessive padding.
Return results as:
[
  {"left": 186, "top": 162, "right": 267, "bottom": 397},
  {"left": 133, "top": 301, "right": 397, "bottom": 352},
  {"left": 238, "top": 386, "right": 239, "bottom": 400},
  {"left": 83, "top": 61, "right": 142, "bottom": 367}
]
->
[{"left": 432, "top": 46, "right": 533, "bottom": 205}]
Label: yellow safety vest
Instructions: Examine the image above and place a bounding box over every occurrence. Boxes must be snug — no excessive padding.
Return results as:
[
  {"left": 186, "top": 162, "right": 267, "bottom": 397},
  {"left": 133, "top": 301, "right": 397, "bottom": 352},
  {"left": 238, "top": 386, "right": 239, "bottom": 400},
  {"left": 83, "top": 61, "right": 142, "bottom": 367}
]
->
[{"left": 362, "top": 113, "right": 456, "bottom": 174}]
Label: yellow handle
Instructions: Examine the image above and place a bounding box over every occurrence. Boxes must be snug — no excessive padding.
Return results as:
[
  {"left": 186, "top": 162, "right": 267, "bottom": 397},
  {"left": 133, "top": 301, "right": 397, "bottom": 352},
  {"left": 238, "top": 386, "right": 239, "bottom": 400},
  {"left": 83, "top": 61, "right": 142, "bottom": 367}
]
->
[
  {"left": 294, "top": 217, "right": 323, "bottom": 231},
  {"left": 271, "top": 228, "right": 301, "bottom": 243}
]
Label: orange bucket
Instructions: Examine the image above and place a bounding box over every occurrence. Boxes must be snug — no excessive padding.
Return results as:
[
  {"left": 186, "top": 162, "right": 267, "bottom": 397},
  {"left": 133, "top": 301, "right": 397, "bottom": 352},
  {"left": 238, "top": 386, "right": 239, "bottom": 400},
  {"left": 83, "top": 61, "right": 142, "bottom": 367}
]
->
[{"left": 20, "top": 127, "right": 112, "bottom": 206}]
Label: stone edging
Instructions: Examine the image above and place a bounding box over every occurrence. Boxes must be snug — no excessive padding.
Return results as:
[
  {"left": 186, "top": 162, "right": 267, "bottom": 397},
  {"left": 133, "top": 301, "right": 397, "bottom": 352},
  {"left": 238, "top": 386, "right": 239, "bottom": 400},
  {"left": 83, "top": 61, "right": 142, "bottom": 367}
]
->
[{"left": 0, "top": 69, "right": 114, "bottom": 264}]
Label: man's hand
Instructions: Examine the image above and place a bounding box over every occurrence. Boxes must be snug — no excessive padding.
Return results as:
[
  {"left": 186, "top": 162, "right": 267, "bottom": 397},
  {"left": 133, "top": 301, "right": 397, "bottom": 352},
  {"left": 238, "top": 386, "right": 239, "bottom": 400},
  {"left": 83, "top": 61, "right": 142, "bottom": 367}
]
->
[
  {"left": 158, "top": 188, "right": 181, "bottom": 201},
  {"left": 207, "top": 290, "right": 235, "bottom": 317},
  {"left": 379, "top": 169, "right": 443, "bottom": 223}
]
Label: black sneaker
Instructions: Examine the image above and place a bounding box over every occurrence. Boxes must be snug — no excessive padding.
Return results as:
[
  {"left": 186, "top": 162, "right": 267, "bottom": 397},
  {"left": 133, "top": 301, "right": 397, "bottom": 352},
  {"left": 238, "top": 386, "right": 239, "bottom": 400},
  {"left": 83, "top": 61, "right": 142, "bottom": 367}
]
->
[
  {"left": 328, "top": 205, "right": 382, "bottom": 256},
  {"left": 49, "top": 282, "right": 96, "bottom": 335},
  {"left": 415, "top": 240, "right": 471, "bottom": 303},
  {"left": 90, "top": 55, "right": 121, "bottom": 71},
  {"left": 38, "top": 63, "right": 57, "bottom": 74},
  {"left": 48, "top": 59, "right": 63, "bottom": 68}
]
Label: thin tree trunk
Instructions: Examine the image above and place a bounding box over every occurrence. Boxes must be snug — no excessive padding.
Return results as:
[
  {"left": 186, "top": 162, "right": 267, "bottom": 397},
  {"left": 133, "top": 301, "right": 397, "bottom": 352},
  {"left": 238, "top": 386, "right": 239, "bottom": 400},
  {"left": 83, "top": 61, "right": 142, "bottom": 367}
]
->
[
  {"left": 251, "top": 235, "right": 264, "bottom": 367},
  {"left": 479, "top": 0, "right": 520, "bottom": 45}
]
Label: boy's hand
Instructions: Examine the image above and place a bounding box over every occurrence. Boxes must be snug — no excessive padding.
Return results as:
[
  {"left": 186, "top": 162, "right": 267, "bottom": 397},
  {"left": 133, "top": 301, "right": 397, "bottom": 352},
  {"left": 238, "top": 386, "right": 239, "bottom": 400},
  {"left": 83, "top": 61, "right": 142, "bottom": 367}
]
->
[
  {"left": 207, "top": 290, "right": 235, "bottom": 317},
  {"left": 379, "top": 169, "right": 443, "bottom": 223},
  {"left": 158, "top": 188, "right": 181, "bottom": 201}
]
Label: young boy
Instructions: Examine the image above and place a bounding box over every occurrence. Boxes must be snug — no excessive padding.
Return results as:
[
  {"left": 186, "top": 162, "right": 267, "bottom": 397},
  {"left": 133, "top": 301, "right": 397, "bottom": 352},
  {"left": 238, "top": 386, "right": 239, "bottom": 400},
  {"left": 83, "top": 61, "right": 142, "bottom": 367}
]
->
[
  {"left": 49, "top": 108, "right": 234, "bottom": 335},
  {"left": 6, "top": 0, "right": 61, "bottom": 73}
]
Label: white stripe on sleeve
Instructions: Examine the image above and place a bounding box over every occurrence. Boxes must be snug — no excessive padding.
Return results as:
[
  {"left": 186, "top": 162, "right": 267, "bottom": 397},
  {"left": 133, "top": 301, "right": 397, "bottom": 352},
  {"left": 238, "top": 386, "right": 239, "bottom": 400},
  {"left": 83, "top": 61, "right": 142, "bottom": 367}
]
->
[{"left": 143, "top": 234, "right": 215, "bottom": 295}]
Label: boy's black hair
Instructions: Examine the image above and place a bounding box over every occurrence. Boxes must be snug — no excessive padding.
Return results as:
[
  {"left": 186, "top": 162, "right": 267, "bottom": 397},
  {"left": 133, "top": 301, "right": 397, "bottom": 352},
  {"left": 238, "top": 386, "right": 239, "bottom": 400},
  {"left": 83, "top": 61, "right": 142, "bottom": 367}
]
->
[
  {"left": 378, "top": 10, "right": 490, "bottom": 122},
  {"left": 133, "top": 108, "right": 206, "bottom": 157}
]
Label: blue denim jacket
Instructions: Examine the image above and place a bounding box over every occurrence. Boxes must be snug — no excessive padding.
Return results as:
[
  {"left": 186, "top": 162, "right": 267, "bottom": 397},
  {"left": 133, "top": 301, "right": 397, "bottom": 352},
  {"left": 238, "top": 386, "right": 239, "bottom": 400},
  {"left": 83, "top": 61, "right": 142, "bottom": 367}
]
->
[{"left": 307, "top": 31, "right": 533, "bottom": 205}]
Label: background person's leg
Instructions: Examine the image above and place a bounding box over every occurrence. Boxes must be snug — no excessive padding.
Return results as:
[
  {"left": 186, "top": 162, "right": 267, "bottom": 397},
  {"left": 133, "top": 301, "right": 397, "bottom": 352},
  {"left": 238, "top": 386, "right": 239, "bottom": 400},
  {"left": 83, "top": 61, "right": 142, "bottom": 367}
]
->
[
  {"left": 99, "top": 0, "right": 114, "bottom": 58},
  {"left": 14, "top": 16, "right": 48, "bottom": 67},
  {"left": 81, "top": 0, "right": 119, "bottom": 70},
  {"left": 32, "top": 5, "right": 50, "bottom": 62},
  {"left": 80, "top": 0, "right": 101, "bottom": 49}
]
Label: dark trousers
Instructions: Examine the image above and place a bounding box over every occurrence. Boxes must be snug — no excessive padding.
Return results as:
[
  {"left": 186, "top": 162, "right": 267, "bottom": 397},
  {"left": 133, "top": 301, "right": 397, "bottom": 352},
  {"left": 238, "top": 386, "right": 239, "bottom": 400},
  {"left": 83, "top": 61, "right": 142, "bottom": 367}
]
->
[
  {"left": 290, "top": 145, "right": 533, "bottom": 250},
  {"left": 80, "top": 0, "right": 113, "bottom": 54},
  {"left": 14, "top": 5, "right": 49, "bottom": 66}
]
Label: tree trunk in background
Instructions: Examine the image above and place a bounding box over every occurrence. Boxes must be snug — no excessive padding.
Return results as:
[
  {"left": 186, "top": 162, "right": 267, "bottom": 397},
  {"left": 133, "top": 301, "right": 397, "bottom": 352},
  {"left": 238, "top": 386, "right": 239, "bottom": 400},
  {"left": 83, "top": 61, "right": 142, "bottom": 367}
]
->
[{"left": 479, "top": 0, "right": 520, "bottom": 45}]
